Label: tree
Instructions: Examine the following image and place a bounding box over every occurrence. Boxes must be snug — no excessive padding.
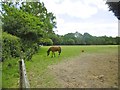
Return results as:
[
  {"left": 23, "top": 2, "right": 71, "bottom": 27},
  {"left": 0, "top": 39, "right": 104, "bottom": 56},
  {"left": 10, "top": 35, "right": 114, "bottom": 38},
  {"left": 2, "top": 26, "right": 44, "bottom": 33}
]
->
[
  {"left": 115, "top": 36, "right": 120, "bottom": 45},
  {"left": 1, "top": 1, "right": 57, "bottom": 60},
  {"left": 67, "top": 39, "right": 75, "bottom": 45},
  {"left": 2, "top": 3, "right": 44, "bottom": 41},
  {"left": 19, "top": 2, "right": 56, "bottom": 34},
  {"left": 47, "top": 33, "right": 62, "bottom": 45},
  {"left": 61, "top": 32, "right": 118, "bottom": 45},
  {"left": 74, "top": 31, "right": 83, "bottom": 45},
  {"left": 63, "top": 33, "right": 76, "bottom": 45},
  {"left": 106, "top": 1, "right": 120, "bottom": 20},
  {"left": 1, "top": 1, "right": 57, "bottom": 41},
  {"left": 83, "top": 33, "right": 94, "bottom": 45}
]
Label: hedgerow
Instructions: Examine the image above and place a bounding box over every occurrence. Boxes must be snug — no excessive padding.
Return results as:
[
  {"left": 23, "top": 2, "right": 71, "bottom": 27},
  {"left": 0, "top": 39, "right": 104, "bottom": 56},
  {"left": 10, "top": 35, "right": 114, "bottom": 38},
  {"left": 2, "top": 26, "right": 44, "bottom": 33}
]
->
[{"left": 2, "top": 32, "right": 21, "bottom": 61}]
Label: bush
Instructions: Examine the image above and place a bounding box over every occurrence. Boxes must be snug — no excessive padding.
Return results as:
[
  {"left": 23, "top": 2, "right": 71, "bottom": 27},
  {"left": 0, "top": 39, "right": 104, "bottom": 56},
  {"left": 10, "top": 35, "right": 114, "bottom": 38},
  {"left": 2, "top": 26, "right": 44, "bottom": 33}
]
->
[
  {"left": 2, "top": 32, "right": 21, "bottom": 61},
  {"left": 2, "top": 32, "right": 40, "bottom": 61},
  {"left": 20, "top": 40, "right": 40, "bottom": 60}
]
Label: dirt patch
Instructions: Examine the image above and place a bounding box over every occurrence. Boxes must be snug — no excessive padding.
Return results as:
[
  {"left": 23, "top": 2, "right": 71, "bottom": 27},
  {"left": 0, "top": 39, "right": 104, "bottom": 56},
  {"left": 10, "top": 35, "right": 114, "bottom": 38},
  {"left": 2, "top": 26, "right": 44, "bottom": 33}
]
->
[{"left": 48, "top": 52, "right": 118, "bottom": 88}]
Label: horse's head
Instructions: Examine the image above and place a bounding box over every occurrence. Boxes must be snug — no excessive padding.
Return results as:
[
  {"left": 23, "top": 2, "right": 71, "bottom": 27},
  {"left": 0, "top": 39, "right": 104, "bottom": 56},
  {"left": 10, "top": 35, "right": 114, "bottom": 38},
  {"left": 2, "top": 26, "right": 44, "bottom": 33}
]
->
[{"left": 47, "top": 50, "right": 50, "bottom": 56}]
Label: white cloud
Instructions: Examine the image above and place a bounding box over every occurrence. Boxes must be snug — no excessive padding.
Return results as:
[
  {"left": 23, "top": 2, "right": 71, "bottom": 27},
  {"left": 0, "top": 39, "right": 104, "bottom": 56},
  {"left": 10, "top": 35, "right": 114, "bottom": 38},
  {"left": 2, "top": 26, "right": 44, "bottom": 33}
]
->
[
  {"left": 41, "top": 0, "right": 99, "bottom": 19},
  {"left": 41, "top": 0, "right": 118, "bottom": 37},
  {"left": 83, "top": 0, "right": 109, "bottom": 11}
]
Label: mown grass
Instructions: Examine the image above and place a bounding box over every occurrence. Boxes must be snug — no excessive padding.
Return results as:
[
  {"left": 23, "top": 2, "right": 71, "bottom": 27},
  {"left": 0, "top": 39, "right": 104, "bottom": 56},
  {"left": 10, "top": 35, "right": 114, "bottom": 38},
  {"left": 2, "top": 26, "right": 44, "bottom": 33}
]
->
[{"left": 2, "top": 45, "right": 118, "bottom": 88}]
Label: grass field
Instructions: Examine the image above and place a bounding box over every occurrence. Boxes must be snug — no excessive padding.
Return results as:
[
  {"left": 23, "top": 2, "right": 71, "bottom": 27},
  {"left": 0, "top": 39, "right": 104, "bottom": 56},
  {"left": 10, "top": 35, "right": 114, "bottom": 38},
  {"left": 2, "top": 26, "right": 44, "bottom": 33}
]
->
[{"left": 2, "top": 45, "right": 118, "bottom": 88}]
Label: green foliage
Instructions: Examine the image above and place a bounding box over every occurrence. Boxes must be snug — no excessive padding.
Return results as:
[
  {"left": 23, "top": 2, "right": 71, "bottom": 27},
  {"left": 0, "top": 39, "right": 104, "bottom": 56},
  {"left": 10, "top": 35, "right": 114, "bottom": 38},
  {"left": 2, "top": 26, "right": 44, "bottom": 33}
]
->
[
  {"left": 20, "top": 42, "right": 40, "bottom": 60},
  {"left": 2, "top": 32, "right": 21, "bottom": 61},
  {"left": 115, "top": 37, "right": 120, "bottom": 45},
  {"left": 2, "top": 32, "right": 40, "bottom": 61},
  {"left": 1, "top": 1, "right": 57, "bottom": 60},
  {"left": 58, "top": 32, "right": 119, "bottom": 45},
  {"left": 62, "top": 33, "right": 76, "bottom": 45},
  {"left": 48, "top": 33, "right": 62, "bottom": 45},
  {"left": 67, "top": 39, "right": 75, "bottom": 45},
  {"left": 20, "top": 2, "right": 57, "bottom": 32},
  {"left": 106, "top": 2, "right": 120, "bottom": 20},
  {"left": 2, "top": 3, "right": 44, "bottom": 40},
  {"left": 44, "top": 38, "right": 53, "bottom": 46},
  {"left": 38, "top": 38, "right": 53, "bottom": 46}
]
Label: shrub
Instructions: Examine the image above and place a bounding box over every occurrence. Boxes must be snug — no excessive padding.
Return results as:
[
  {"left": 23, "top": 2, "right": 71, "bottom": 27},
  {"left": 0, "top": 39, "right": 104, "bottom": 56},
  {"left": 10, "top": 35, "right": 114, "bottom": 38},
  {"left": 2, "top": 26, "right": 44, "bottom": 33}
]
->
[
  {"left": 20, "top": 40, "right": 40, "bottom": 60},
  {"left": 2, "top": 32, "right": 40, "bottom": 61},
  {"left": 2, "top": 32, "right": 21, "bottom": 61}
]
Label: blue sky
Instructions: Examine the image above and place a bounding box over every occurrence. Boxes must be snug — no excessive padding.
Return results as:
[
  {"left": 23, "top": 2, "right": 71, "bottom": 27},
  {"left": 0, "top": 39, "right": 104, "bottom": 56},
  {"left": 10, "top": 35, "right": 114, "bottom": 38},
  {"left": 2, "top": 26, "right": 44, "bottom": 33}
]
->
[{"left": 41, "top": 0, "right": 118, "bottom": 37}]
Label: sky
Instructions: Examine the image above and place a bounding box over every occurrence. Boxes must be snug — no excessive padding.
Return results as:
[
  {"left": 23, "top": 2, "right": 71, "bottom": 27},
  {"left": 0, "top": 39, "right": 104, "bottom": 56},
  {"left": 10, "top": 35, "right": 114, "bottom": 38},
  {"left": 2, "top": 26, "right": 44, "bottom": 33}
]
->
[{"left": 40, "top": 0, "right": 118, "bottom": 37}]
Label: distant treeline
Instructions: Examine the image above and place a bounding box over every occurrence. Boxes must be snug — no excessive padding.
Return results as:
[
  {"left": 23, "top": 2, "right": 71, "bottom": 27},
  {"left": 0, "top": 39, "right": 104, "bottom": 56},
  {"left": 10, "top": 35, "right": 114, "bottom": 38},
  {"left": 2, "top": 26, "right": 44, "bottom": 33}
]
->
[{"left": 47, "top": 32, "right": 119, "bottom": 45}]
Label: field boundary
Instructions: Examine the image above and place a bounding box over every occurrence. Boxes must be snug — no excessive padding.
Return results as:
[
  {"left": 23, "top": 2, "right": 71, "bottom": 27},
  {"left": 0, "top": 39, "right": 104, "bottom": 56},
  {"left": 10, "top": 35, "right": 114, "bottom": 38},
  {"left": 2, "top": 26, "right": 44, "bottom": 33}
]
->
[{"left": 19, "top": 59, "right": 30, "bottom": 88}]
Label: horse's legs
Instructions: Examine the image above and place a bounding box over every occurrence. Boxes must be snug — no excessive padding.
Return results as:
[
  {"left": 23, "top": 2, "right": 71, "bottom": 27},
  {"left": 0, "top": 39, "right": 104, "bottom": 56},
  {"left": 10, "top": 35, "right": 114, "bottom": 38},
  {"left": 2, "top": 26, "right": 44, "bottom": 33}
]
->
[
  {"left": 51, "top": 52, "right": 53, "bottom": 58},
  {"left": 50, "top": 51, "right": 55, "bottom": 58},
  {"left": 51, "top": 52, "right": 55, "bottom": 58},
  {"left": 53, "top": 52, "right": 55, "bottom": 57},
  {"left": 58, "top": 51, "right": 60, "bottom": 57}
]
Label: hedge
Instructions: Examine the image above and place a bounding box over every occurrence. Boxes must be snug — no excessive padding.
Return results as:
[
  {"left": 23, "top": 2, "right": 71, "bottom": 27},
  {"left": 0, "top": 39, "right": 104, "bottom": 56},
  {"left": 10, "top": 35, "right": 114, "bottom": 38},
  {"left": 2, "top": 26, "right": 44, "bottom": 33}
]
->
[{"left": 2, "top": 32, "right": 21, "bottom": 61}]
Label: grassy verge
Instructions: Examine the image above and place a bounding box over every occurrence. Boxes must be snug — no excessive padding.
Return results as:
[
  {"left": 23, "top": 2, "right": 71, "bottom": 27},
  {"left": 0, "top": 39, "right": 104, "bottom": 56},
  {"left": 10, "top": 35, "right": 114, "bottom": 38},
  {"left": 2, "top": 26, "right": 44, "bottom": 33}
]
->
[
  {"left": 0, "top": 62, "right": 2, "bottom": 88},
  {"left": 2, "top": 58, "right": 19, "bottom": 88},
  {"left": 2, "top": 45, "right": 118, "bottom": 88}
]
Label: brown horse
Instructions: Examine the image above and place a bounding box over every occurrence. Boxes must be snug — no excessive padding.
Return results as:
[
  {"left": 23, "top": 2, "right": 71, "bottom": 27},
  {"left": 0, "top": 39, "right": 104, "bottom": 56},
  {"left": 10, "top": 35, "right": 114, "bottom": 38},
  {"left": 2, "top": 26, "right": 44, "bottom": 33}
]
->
[{"left": 47, "top": 46, "right": 61, "bottom": 57}]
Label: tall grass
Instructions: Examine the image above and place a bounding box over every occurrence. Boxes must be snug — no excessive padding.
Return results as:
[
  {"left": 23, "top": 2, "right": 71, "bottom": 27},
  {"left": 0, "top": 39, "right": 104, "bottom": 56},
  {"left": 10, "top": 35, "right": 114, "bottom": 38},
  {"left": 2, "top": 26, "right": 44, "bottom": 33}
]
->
[
  {"left": 2, "top": 58, "right": 19, "bottom": 88},
  {"left": 0, "top": 62, "right": 2, "bottom": 88}
]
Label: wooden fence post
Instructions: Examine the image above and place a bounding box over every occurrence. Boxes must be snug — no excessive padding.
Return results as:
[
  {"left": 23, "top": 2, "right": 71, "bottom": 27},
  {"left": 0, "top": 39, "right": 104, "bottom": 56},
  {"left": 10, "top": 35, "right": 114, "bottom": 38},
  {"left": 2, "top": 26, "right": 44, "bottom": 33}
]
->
[
  {"left": 19, "top": 60, "right": 23, "bottom": 89},
  {"left": 19, "top": 59, "right": 30, "bottom": 89}
]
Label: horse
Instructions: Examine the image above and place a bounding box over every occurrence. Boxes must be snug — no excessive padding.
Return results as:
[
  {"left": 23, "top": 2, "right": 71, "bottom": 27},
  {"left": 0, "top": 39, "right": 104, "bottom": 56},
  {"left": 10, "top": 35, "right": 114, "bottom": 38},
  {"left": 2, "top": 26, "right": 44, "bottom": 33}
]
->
[{"left": 47, "top": 46, "right": 61, "bottom": 57}]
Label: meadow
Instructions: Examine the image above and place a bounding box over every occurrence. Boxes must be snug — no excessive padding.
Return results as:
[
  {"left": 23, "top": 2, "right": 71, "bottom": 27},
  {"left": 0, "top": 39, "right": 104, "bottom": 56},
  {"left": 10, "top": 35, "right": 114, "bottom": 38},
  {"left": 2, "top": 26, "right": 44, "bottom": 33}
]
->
[{"left": 2, "top": 45, "right": 118, "bottom": 88}]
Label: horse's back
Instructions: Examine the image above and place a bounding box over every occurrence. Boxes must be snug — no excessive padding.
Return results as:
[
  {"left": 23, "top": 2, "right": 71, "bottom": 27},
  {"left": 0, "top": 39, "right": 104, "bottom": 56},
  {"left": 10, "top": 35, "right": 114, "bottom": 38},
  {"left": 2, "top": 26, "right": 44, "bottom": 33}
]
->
[{"left": 50, "top": 46, "right": 61, "bottom": 52}]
